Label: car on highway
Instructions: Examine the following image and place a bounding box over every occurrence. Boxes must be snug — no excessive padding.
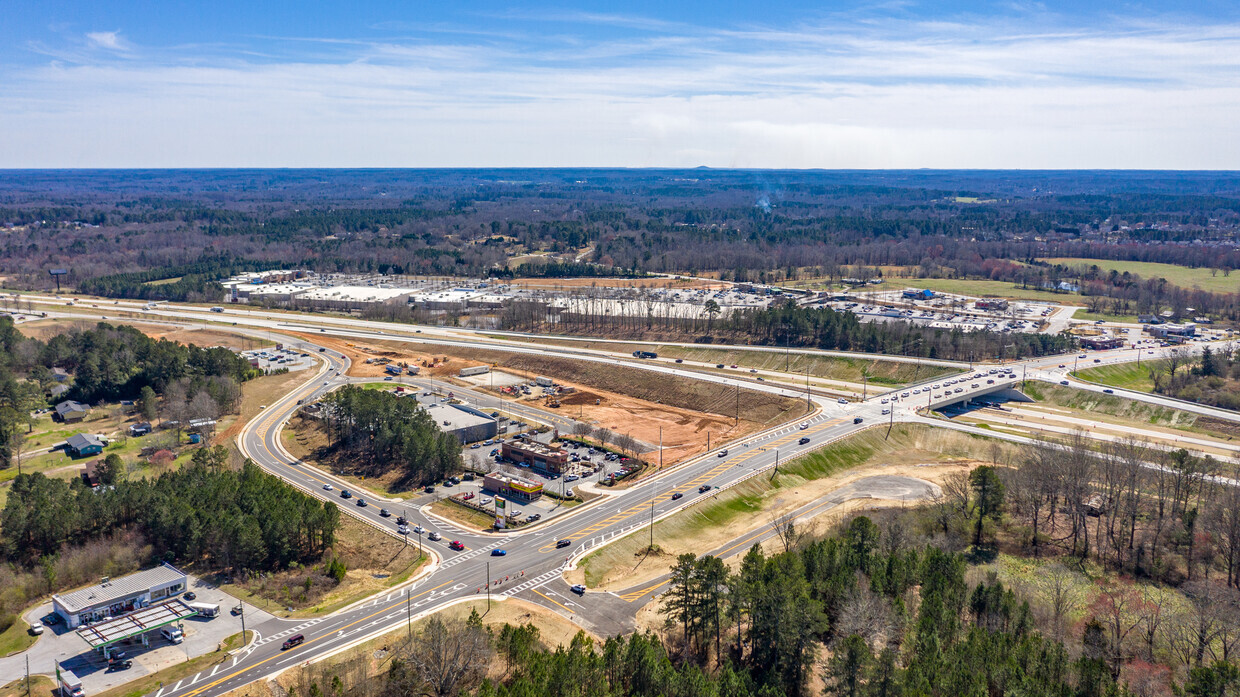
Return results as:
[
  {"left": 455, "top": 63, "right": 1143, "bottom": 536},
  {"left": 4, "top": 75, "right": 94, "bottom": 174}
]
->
[
  {"left": 675, "top": 358, "right": 683, "bottom": 363},
  {"left": 671, "top": 492, "right": 683, "bottom": 500},
  {"left": 570, "top": 584, "right": 587, "bottom": 595},
  {"left": 838, "top": 398, "right": 849, "bottom": 404},
  {"left": 1060, "top": 380, "right": 1070, "bottom": 385},
  {"left": 356, "top": 498, "right": 367, "bottom": 507},
  {"left": 281, "top": 634, "right": 304, "bottom": 650},
  {"left": 854, "top": 417, "right": 864, "bottom": 424},
  {"left": 799, "top": 436, "right": 810, "bottom": 444},
  {"left": 799, "top": 422, "right": 809, "bottom": 430},
  {"left": 323, "top": 483, "right": 333, "bottom": 491},
  {"left": 901, "top": 392, "right": 910, "bottom": 397},
  {"left": 340, "top": 489, "right": 351, "bottom": 499},
  {"left": 716, "top": 363, "right": 725, "bottom": 368},
  {"left": 880, "top": 398, "right": 888, "bottom": 404},
  {"left": 557, "top": 539, "right": 571, "bottom": 548},
  {"left": 491, "top": 549, "right": 507, "bottom": 556},
  {"left": 413, "top": 525, "right": 424, "bottom": 534},
  {"left": 397, "top": 524, "right": 410, "bottom": 534},
  {"left": 699, "top": 485, "right": 712, "bottom": 493},
  {"left": 1103, "top": 389, "right": 1115, "bottom": 394},
  {"left": 717, "top": 449, "right": 728, "bottom": 457},
  {"left": 449, "top": 540, "right": 465, "bottom": 551},
  {"left": 379, "top": 509, "right": 390, "bottom": 517},
  {"left": 881, "top": 409, "right": 890, "bottom": 415},
  {"left": 425, "top": 485, "right": 435, "bottom": 493},
  {"left": 428, "top": 531, "right": 441, "bottom": 541},
  {"left": 384, "top": 376, "right": 392, "bottom": 381}
]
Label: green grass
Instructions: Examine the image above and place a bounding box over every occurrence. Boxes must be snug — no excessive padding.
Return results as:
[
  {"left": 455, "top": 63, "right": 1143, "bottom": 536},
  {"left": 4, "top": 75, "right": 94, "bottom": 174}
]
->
[
  {"left": 1070, "top": 309, "right": 1142, "bottom": 323},
  {"left": 577, "top": 424, "right": 1013, "bottom": 587},
  {"left": 1022, "top": 381, "right": 1238, "bottom": 440},
  {"left": 0, "top": 617, "right": 35, "bottom": 657},
  {"left": 1072, "top": 360, "right": 1170, "bottom": 393},
  {"left": 1043, "top": 258, "right": 1240, "bottom": 294},
  {"left": 142, "top": 276, "right": 184, "bottom": 286},
  {"left": 489, "top": 336, "right": 954, "bottom": 386}
]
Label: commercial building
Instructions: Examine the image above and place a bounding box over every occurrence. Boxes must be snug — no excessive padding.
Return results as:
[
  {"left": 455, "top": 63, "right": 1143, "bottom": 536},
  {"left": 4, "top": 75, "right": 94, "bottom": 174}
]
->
[
  {"left": 902, "top": 289, "right": 935, "bottom": 300},
  {"left": 52, "top": 563, "right": 188, "bottom": 628},
  {"left": 483, "top": 472, "right": 544, "bottom": 502},
  {"left": 55, "top": 400, "right": 89, "bottom": 422},
  {"left": 1079, "top": 336, "right": 1125, "bottom": 350},
  {"left": 501, "top": 438, "right": 569, "bottom": 473},
  {"left": 66, "top": 433, "right": 104, "bottom": 457},
  {"left": 293, "top": 286, "right": 415, "bottom": 310},
  {"left": 975, "top": 299, "right": 1010, "bottom": 311},
  {"left": 1145, "top": 323, "right": 1197, "bottom": 339},
  {"left": 429, "top": 404, "right": 497, "bottom": 444}
]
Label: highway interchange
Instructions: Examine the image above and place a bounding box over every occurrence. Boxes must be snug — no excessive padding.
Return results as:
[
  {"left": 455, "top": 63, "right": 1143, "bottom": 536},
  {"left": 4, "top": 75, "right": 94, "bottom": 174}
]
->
[{"left": 8, "top": 294, "right": 1240, "bottom": 697}]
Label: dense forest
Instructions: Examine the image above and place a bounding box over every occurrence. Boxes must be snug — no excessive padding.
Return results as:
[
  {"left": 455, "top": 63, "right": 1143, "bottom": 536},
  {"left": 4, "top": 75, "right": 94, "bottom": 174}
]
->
[
  {"left": 0, "top": 454, "right": 340, "bottom": 570},
  {"left": 319, "top": 386, "right": 464, "bottom": 486},
  {"left": 3, "top": 169, "right": 1239, "bottom": 320}
]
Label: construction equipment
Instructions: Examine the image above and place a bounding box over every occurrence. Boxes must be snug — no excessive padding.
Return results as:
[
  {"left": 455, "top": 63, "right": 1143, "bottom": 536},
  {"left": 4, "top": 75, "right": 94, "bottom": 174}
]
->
[{"left": 545, "top": 395, "right": 561, "bottom": 408}]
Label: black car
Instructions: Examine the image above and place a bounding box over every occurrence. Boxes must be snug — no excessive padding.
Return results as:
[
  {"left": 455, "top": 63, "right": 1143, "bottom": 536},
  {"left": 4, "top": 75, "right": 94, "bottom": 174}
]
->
[
  {"left": 556, "top": 539, "right": 571, "bottom": 548},
  {"left": 425, "top": 485, "right": 435, "bottom": 493},
  {"left": 356, "top": 498, "right": 367, "bottom": 507},
  {"left": 675, "top": 358, "right": 683, "bottom": 363},
  {"left": 107, "top": 659, "right": 133, "bottom": 671},
  {"left": 396, "top": 516, "right": 408, "bottom": 526},
  {"left": 671, "top": 492, "right": 683, "bottom": 501},
  {"left": 340, "top": 490, "right": 352, "bottom": 499},
  {"left": 798, "top": 437, "right": 810, "bottom": 445},
  {"left": 853, "top": 417, "right": 864, "bottom": 424},
  {"left": 698, "top": 485, "right": 712, "bottom": 493},
  {"left": 183, "top": 592, "right": 196, "bottom": 601},
  {"left": 1103, "top": 389, "right": 1115, "bottom": 394},
  {"left": 379, "top": 509, "right": 390, "bottom": 517}
]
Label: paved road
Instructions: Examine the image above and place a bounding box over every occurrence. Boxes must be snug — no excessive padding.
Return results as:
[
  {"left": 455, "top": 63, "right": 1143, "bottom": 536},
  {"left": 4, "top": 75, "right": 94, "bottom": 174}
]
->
[{"left": 14, "top": 294, "right": 1239, "bottom": 697}]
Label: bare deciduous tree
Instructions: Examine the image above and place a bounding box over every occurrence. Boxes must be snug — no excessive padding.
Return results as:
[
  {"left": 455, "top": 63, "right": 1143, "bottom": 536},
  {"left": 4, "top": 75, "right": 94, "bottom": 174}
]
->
[{"left": 390, "top": 614, "right": 490, "bottom": 697}]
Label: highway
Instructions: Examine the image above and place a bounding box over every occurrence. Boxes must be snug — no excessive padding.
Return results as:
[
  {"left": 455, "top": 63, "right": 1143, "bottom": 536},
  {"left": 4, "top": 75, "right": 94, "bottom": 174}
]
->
[{"left": 9, "top": 294, "right": 1237, "bottom": 697}]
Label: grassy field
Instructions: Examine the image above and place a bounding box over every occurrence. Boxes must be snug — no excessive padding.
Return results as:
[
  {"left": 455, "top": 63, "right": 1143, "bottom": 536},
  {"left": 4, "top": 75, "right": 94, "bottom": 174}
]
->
[
  {"left": 0, "top": 675, "right": 56, "bottom": 697},
  {"left": 1021, "top": 381, "right": 1240, "bottom": 440},
  {"left": 576, "top": 425, "right": 1010, "bottom": 589},
  {"left": 1043, "top": 258, "right": 1240, "bottom": 294},
  {"left": 0, "top": 617, "right": 34, "bottom": 657},
  {"left": 878, "top": 277, "right": 1079, "bottom": 303},
  {"left": 1072, "top": 360, "right": 1170, "bottom": 393},
  {"left": 218, "top": 515, "right": 427, "bottom": 619},
  {"left": 492, "top": 336, "right": 954, "bottom": 386}
]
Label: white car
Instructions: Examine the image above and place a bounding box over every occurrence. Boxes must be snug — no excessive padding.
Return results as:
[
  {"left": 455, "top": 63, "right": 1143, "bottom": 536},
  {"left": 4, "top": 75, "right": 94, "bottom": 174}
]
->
[
  {"left": 397, "top": 524, "right": 410, "bottom": 535},
  {"left": 413, "top": 525, "right": 425, "bottom": 535},
  {"left": 481, "top": 497, "right": 493, "bottom": 505},
  {"left": 838, "top": 398, "right": 849, "bottom": 405},
  {"left": 799, "top": 422, "right": 809, "bottom": 430},
  {"left": 322, "top": 483, "right": 333, "bottom": 491},
  {"left": 29, "top": 621, "right": 44, "bottom": 635}
]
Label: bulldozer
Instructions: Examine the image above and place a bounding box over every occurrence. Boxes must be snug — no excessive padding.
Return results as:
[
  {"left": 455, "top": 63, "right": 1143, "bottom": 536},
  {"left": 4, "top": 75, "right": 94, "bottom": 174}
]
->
[{"left": 545, "top": 395, "right": 561, "bottom": 408}]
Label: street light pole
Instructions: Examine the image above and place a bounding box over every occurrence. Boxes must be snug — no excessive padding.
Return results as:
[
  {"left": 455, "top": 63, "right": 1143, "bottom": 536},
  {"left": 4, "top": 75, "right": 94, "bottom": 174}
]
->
[{"left": 487, "top": 561, "right": 492, "bottom": 610}]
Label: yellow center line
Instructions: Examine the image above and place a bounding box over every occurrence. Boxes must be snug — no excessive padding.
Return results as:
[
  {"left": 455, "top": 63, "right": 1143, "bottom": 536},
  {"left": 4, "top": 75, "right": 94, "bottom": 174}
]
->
[
  {"left": 530, "top": 588, "right": 575, "bottom": 614},
  {"left": 182, "top": 578, "right": 454, "bottom": 697}
]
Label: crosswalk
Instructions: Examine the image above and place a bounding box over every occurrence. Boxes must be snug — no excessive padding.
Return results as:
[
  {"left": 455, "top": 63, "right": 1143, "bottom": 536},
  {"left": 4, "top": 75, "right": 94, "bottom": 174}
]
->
[{"left": 440, "top": 540, "right": 503, "bottom": 569}]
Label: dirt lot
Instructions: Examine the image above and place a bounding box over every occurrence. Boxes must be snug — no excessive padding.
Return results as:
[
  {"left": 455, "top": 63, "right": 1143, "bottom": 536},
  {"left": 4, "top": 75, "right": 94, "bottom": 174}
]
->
[
  {"left": 296, "top": 334, "right": 804, "bottom": 462},
  {"left": 573, "top": 425, "right": 1013, "bottom": 591}
]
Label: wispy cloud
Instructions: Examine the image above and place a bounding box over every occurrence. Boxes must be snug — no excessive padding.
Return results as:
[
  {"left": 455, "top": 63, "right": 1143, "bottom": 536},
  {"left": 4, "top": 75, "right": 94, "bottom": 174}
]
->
[
  {"left": 2, "top": 11, "right": 1239, "bottom": 167},
  {"left": 85, "top": 30, "right": 130, "bottom": 52}
]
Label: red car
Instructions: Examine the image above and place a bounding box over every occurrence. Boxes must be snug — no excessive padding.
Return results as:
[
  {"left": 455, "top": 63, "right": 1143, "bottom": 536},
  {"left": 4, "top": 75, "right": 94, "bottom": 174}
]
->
[{"left": 449, "top": 540, "right": 465, "bottom": 551}]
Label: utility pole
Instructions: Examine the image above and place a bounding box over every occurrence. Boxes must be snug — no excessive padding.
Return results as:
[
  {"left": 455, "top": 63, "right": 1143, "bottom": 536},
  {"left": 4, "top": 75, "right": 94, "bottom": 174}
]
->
[
  {"left": 239, "top": 603, "right": 247, "bottom": 642},
  {"left": 649, "top": 495, "right": 655, "bottom": 549},
  {"left": 406, "top": 589, "right": 412, "bottom": 642},
  {"left": 805, "top": 365, "right": 811, "bottom": 409},
  {"left": 735, "top": 383, "right": 739, "bottom": 426},
  {"left": 707, "top": 431, "right": 711, "bottom": 452},
  {"left": 862, "top": 375, "right": 868, "bottom": 400},
  {"left": 487, "top": 561, "right": 492, "bottom": 610},
  {"left": 658, "top": 427, "right": 663, "bottom": 469}
]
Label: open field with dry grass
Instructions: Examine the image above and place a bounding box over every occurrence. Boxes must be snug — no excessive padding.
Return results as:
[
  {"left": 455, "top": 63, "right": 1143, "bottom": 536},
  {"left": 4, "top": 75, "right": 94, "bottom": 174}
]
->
[{"left": 573, "top": 424, "right": 1008, "bottom": 591}]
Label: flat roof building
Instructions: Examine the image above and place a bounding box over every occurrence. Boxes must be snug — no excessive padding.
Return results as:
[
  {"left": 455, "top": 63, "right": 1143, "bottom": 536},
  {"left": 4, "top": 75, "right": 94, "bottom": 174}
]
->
[
  {"left": 52, "top": 563, "right": 188, "bottom": 628},
  {"left": 501, "top": 438, "right": 569, "bottom": 473},
  {"left": 428, "top": 404, "right": 497, "bottom": 444},
  {"left": 483, "top": 472, "right": 544, "bottom": 503}
]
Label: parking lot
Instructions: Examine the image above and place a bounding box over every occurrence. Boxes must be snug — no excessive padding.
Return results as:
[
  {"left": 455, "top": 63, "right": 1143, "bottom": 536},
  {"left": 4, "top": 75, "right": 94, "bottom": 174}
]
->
[
  {"left": 239, "top": 346, "right": 317, "bottom": 372},
  {"left": 1, "top": 575, "right": 275, "bottom": 695}
]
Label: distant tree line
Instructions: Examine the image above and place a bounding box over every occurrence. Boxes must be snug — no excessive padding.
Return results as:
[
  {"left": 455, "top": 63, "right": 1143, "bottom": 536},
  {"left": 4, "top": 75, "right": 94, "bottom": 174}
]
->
[
  {"left": 1, "top": 455, "right": 340, "bottom": 571},
  {"left": 75, "top": 254, "right": 284, "bottom": 302},
  {"left": 488, "top": 261, "right": 648, "bottom": 279},
  {"left": 320, "top": 386, "right": 463, "bottom": 486}
]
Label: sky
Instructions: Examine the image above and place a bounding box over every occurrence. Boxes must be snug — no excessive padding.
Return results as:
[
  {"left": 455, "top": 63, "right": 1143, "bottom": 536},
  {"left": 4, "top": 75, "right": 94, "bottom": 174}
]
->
[{"left": 1, "top": 0, "right": 1239, "bottom": 169}]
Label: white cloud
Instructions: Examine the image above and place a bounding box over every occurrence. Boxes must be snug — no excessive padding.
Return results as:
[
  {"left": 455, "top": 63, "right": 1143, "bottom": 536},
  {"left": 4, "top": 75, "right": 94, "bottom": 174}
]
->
[
  {"left": 3, "top": 16, "right": 1239, "bottom": 167},
  {"left": 85, "top": 30, "right": 129, "bottom": 52}
]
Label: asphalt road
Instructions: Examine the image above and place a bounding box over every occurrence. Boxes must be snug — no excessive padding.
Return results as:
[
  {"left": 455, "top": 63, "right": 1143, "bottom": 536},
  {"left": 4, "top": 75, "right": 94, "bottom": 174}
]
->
[{"left": 14, "top": 294, "right": 1238, "bottom": 697}]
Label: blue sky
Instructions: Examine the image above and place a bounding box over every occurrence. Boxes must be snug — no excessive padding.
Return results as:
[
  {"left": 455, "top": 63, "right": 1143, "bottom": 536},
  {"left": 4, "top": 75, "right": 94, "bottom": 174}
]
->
[{"left": 2, "top": 1, "right": 1238, "bottom": 168}]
